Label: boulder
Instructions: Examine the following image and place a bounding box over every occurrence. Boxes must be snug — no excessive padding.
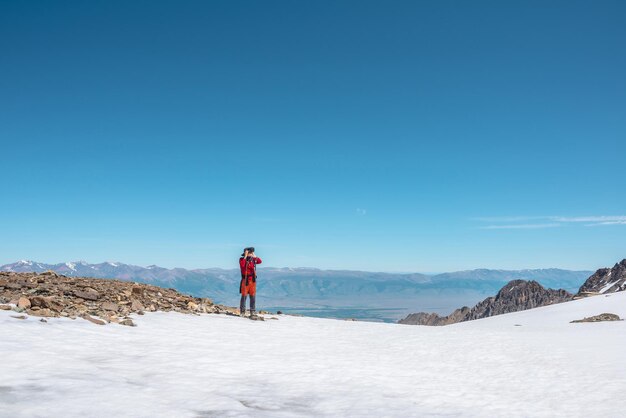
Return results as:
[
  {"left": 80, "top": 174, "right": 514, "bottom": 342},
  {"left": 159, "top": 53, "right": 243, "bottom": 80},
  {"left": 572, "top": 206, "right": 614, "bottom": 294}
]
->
[
  {"left": 29, "top": 296, "right": 47, "bottom": 307},
  {"left": 101, "top": 301, "right": 119, "bottom": 312},
  {"left": 17, "top": 297, "right": 31, "bottom": 309},
  {"left": 28, "top": 308, "right": 55, "bottom": 317},
  {"left": 119, "top": 319, "right": 136, "bottom": 327},
  {"left": 74, "top": 289, "right": 100, "bottom": 301},
  {"left": 130, "top": 299, "right": 144, "bottom": 311},
  {"left": 29, "top": 296, "right": 64, "bottom": 312}
]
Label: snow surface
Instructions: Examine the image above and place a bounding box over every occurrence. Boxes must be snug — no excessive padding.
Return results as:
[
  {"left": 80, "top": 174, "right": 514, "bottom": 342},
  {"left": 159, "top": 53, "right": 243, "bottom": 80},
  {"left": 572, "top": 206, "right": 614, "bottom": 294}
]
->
[{"left": 1, "top": 293, "right": 626, "bottom": 417}]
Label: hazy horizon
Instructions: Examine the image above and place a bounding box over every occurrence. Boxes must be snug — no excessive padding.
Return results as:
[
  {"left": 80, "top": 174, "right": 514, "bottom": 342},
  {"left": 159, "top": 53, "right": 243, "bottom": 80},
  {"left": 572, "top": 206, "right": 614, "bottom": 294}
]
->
[{"left": 0, "top": 258, "right": 600, "bottom": 275}]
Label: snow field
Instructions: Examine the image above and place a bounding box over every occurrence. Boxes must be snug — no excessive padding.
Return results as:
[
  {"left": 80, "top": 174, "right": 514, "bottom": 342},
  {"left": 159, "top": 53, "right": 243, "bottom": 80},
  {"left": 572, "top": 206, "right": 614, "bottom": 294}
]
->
[{"left": 1, "top": 292, "right": 625, "bottom": 417}]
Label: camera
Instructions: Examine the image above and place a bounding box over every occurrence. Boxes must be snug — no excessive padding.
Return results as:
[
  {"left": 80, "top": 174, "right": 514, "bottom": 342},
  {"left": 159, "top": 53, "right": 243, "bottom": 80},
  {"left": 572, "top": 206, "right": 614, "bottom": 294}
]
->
[{"left": 244, "top": 247, "right": 255, "bottom": 253}]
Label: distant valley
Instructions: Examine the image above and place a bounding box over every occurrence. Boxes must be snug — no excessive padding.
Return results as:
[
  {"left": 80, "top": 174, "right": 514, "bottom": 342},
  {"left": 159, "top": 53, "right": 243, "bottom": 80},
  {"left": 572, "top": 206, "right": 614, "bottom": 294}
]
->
[{"left": 0, "top": 260, "right": 592, "bottom": 322}]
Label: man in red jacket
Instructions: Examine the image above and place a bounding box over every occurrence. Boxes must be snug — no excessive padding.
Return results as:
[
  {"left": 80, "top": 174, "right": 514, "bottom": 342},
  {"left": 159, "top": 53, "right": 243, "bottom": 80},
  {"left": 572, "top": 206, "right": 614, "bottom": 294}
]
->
[{"left": 239, "top": 247, "right": 262, "bottom": 317}]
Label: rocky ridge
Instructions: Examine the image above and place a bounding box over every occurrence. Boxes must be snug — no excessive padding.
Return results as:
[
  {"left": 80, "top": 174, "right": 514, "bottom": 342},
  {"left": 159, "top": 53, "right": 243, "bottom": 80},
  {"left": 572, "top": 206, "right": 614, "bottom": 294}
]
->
[
  {"left": 0, "top": 271, "right": 239, "bottom": 326},
  {"left": 576, "top": 259, "right": 626, "bottom": 296},
  {"left": 399, "top": 280, "right": 573, "bottom": 326},
  {"left": 570, "top": 313, "right": 623, "bottom": 323}
]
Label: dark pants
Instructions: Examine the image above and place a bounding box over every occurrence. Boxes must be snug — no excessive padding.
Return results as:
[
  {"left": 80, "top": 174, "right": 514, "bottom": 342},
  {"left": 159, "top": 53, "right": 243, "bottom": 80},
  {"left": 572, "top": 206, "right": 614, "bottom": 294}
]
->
[{"left": 240, "top": 294, "right": 256, "bottom": 313}]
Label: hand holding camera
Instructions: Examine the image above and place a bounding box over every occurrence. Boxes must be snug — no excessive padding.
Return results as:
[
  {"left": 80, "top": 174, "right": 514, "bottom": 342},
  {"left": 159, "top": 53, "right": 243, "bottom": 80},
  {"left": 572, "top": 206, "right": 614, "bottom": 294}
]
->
[{"left": 243, "top": 247, "right": 256, "bottom": 259}]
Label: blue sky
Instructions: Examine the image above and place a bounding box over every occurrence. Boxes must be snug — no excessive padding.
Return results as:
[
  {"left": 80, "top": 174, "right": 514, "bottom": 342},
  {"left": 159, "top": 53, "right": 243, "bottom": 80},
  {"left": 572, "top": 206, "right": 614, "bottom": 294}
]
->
[{"left": 1, "top": 0, "right": 624, "bottom": 272}]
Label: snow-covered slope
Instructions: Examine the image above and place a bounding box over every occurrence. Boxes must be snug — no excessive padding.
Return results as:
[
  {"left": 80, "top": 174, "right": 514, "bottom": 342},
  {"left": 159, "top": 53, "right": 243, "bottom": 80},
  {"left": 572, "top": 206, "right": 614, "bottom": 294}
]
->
[{"left": 1, "top": 292, "right": 625, "bottom": 417}]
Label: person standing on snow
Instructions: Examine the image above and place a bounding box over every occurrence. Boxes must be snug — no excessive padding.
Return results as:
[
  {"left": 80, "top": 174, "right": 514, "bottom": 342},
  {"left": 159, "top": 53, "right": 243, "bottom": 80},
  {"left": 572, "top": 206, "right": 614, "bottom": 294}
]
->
[{"left": 239, "top": 247, "right": 262, "bottom": 317}]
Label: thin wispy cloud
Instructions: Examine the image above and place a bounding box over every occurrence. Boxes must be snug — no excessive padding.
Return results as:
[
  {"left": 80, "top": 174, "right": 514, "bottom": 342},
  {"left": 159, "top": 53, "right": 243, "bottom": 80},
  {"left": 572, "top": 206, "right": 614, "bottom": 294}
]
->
[
  {"left": 585, "top": 220, "right": 626, "bottom": 226},
  {"left": 552, "top": 216, "right": 626, "bottom": 225},
  {"left": 472, "top": 216, "right": 548, "bottom": 223},
  {"left": 475, "top": 215, "right": 626, "bottom": 229},
  {"left": 356, "top": 208, "right": 367, "bottom": 216},
  {"left": 480, "top": 223, "right": 561, "bottom": 230}
]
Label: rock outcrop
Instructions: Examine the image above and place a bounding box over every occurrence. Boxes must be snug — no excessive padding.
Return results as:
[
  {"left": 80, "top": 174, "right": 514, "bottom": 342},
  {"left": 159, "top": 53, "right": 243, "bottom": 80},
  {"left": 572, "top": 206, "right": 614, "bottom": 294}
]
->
[
  {"left": 0, "top": 271, "right": 238, "bottom": 325},
  {"left": 576, "top": 259, "right": 626, "bottom": 296},
  {"left": 399, "top": 280, "right": 573, "bottom": 326},
  {"left": 571, "top": 313, "right": 623, "bottom": 323}
]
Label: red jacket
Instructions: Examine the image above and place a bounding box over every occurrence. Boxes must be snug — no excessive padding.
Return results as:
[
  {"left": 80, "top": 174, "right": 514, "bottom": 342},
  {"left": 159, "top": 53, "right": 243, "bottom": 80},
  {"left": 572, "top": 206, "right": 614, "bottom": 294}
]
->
[{"left": 239, "top": 256, "right": 262, "bottom": 278}]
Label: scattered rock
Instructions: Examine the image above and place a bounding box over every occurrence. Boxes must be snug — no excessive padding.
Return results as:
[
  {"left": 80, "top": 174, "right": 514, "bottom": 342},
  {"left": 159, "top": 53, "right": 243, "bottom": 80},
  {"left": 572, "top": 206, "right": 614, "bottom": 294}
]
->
[
  {"left": 571, "top": 313, "right": 623, "bottom": 323},
  {"left": 39, "top": 318, "right": 47, "bottom": 323},
  {"left": 119, "top": 319, "right": 136, "bottom": 327},
  {"left": 277, "top": 310, "right": 283, "bottom": 315},
  {"left": 0, "top": 271, "right": 226, "bottom": 326},
  {"left": 10, "top": 315, "right": 27, "bottom": 320},
  {"left": 82, "top": 314, "right": 106, "bottom": 325}
]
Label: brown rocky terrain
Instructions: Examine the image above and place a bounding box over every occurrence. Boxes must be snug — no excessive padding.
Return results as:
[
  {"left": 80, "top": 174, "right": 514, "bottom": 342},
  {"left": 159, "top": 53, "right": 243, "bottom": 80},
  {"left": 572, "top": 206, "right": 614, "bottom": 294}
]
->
[
  {"left": 0, "top": 271, "right": 241, "bottom": 326},
  {"left": 576, "top": 259, "right": 626, "bottom": 296},
  {"left": 399, "top": 280, "right": 573, "bottom": 326}
]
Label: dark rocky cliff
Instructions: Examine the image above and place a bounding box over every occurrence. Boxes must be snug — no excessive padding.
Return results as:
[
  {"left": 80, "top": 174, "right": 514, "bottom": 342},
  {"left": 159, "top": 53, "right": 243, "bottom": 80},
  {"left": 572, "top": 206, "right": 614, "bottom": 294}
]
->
[
  {"left": 577, "top": 259, "right": 626, "bottom": 296},
  {"left": 399, "top": 280, "right": 572, "bottom": 326}
]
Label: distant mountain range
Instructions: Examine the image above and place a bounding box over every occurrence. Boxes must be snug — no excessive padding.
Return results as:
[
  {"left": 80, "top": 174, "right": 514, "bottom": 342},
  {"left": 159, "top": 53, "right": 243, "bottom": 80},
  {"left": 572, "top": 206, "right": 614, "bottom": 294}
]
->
[
  {"left": 0, "top": 260, "right": 592, "bottom": 321},
  {"left": 399, "top": 258, "right": 626, "bottom": 326}
]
